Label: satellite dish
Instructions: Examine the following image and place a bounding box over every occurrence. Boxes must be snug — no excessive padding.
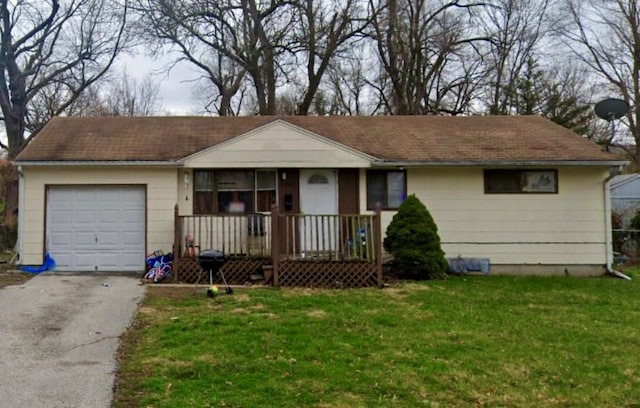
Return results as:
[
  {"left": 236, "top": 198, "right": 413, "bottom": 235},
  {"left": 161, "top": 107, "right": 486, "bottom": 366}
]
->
[{"left": 595, "top": 98, "right": 629, "bottom": 121}]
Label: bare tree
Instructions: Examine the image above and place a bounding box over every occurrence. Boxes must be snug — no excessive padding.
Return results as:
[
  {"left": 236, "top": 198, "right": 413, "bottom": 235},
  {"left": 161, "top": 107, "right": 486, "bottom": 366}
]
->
[
  {"left": 561, "top": 0, "right": 640, "bottom": 164},
  {"left": 103, "top": 69, "right": 163, "bottom": 116},
  {"left": 0, "top": 0, "right": 128, "bottom": 158},
  {"left": 40, "top": 84, "right": 110, "bottom": 117},
  {"left": 367, "top": 0, "right": 488, "bottom": 115},
  {"left": 326, "top": 54, "right": 371, "bottom": 115},
  {"left": 427, "top": 43, "right": 488, "bottom": 115},
  {"left": 61, "top": 68, "right": 162, "bottom": 116},
  {"left": 134, "top": 0, "right": 295, "bottom": 116},
  {"left": 478, "top": 0, "right": 552, "bottom": 115},
  {"left": 132, "top": 1, "right": 245, "bottom": 116},
  {"left": 289, "top": 0, "right": 370, "bottom": 115}
]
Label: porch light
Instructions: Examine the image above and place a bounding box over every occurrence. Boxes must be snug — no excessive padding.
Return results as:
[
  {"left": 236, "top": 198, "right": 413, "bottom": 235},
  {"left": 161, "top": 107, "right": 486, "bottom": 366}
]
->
[{"left": 184, "top": 172, "right": 190, "bottom": 201}]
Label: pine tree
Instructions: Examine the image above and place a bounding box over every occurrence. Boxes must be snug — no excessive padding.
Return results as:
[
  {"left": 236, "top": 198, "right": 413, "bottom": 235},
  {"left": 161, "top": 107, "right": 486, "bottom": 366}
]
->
[
  {"left": 502, "top": 57, "right": 592, "bottom": 137},
  {"left": 383, "top": 195, "right": 448, "bottom": 279}
]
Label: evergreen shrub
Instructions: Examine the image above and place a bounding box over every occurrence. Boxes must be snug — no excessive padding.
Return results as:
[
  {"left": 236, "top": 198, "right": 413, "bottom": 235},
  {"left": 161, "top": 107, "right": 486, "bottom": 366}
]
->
[{"left": 383, "top": 194, "right": 448, "bottom": 279}]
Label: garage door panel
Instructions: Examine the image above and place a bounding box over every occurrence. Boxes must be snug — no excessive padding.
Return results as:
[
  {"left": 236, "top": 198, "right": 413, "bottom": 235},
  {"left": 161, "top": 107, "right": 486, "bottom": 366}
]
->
[
  {"left": 52, "top": 253, "right": 73, "bottom": 268},
  {"left": 95, "top": 251, "right": 143, "bottom": 271},
  {"left": 95, "top": 252, "right": 121, "bottom": 270},
  {"left": 121, "top": 209, "right": 144, "bottom": 222},
  {"left": 50, "top": 210, "right": 72, "bottom": 224},
  {"left": 97, "top": 232, "right": 120, "bottom": 246},
  {"left": 75, "top": 190, "right": 98, "bottom": 204},
  {"left": 98, "top": 209, "right": 121, "bottom": 223},
  {"left": 75, "top": 232, "right": 97, "bottom": 246},
  {"left": 74, "top": 253, "right": 96, "bottom": 270},
  {"left": 120, "top": 189, "right": 145, "bottom": 202},
  {"left": 119, "top": 253, "right": 145, "bottom": 269},
  {"left": 96, "top": 220, "right": 121, "bottom": 233},
  {"left": 50, "top": 190, "right": 73, "bottom": 203},
  {"left": 47, "top": 186, "right": 145, "bottom": 272},
  {"left": 74, "top": 209, "right": 96, "bottom": 224},
  {"left": 95, "top": 189, "right": 114, "bottom": 201},
  {"left": 50, "top": 232, "right": 72, "bottom": 246}
]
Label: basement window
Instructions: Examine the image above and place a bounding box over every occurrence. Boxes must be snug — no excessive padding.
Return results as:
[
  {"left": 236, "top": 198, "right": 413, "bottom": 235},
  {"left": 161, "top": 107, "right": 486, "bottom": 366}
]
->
[{"left": 484, "top": 169, "right": 558, "bottom": 194}]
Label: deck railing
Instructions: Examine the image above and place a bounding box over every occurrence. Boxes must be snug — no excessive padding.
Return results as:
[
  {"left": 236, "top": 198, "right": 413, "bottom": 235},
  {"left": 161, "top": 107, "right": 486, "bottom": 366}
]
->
[
  {"left": 278, "top": 214, "right": 376, "bottom": 261},
  {"left": 177, "top": 212, "right": 271, "bottom": 257},
  {"left": 173, "top": 205, "right": 383, "bottom": 287}
]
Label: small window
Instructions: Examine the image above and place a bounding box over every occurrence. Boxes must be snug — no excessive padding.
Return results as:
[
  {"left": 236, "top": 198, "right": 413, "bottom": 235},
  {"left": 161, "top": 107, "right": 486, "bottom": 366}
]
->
[
  {"left": 257, "top": 170, "right": 276, "bottom": 190},
  {"left": 484, "top": 169, "right": 558, "bottom": 194},
  {"left": 367, "top": 170, "right": 406, "bottom": 209},
  {"left": 194, "top": 170, "right": 215, "bottom": 214},
  {"left": 216, "top": 170, "right": 254, "bottom": 191},
  {"left": 308, "top": 174, "right": 329, "bottom": 184},
  {"left": 217, "top": 170, "right": 255, "bottom": 213},
  {"left": 194, "top": 170, "right": 214, "bottom": 191},
  {"left": 256, "top": 170, "right": 277, "bottom": 212}
]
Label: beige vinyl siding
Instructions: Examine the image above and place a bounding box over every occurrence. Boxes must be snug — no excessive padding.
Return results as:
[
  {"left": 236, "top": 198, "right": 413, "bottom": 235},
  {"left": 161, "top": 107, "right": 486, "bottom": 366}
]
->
[
  {"left": 20, "top": 166, "right": 178, "bottom": 265},
  {"left": 360, "top": 167, "right": 609, "bottom": 265},
  {"left": 184, "top": 121, "right": 372, "bottom": 168}
]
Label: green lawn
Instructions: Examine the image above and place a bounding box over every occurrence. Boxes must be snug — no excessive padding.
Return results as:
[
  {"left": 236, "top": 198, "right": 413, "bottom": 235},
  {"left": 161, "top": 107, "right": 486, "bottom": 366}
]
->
[{"left": 114, "top": 275, "right": 640, "bottom": 407}]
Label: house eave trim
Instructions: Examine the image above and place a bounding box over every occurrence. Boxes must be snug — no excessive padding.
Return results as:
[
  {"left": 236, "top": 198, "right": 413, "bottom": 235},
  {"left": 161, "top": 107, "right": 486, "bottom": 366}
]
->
[
  {"left": 372, "top": 160, "right": 629, "bottom": 167},
  {"left": 13, "top": 160, "right": 181, "bottom": 167}
]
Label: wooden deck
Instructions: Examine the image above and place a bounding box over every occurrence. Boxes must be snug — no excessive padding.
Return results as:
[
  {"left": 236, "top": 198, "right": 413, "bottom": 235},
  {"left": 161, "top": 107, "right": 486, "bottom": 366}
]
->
[{"left": 173, "top": 205, "right": 383, "bottom": 287}]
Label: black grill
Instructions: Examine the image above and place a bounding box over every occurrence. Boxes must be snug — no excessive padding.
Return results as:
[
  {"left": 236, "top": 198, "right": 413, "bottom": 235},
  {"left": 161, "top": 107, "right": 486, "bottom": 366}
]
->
[{"left": 198, "top": 249, "right": 228, "bottom": 272}]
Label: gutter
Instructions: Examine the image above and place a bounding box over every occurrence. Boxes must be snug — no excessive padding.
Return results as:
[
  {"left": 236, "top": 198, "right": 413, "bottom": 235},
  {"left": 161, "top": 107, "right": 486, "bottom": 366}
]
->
[
  {"left": 12, "top": 160, "right": 181, "bottom": 167},
  {"left": 372, "top": 160, "right": 629, "bottom": 167}
]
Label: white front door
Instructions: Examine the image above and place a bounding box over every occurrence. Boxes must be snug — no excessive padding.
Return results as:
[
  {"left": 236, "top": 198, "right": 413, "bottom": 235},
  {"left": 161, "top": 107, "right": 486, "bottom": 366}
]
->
[
  {"left": 299, "top": 170, "right": 338, "bottom": 253},
  {"left": 46, "top": 186, "right": 146, "bottom": 272}
]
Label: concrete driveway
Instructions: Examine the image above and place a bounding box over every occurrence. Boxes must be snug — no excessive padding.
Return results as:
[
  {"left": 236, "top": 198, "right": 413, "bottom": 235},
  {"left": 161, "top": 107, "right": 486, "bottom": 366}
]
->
[{"left": 0, "top": 273, "right": 145, "bottom": 408}]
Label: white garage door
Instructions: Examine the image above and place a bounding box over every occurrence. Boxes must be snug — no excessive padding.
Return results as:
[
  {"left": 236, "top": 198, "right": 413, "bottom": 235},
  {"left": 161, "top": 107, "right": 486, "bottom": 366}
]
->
[{"left": 46, "top": 186, "right": 146, "bottom": 272}]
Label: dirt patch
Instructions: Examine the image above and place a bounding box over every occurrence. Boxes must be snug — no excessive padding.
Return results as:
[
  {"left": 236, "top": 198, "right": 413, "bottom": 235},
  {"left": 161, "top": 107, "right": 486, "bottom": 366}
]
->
[
  {"left": 306, "top": 309, "right": 327, "bottom": 319},
  {"left": 232, "top": 293, "right": 252, "bottom": 302},
  {"left": 146, "top": 286, "right": 195, "bottom": 301},
  {"left": 0, "top": 269, "right": 32, "bottom": 289},
  {"left": 113, "top": 298, "right": 153, "bottom": 408}
]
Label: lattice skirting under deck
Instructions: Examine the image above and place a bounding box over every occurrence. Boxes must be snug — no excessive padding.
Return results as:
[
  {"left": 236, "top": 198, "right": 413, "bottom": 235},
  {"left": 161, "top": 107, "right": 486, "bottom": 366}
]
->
[
  {"left": 278, "top": 261, "right": 378, "bottom": 288},
  {"left": 175, "top": 257, "right": 269, "bottom": 284}
]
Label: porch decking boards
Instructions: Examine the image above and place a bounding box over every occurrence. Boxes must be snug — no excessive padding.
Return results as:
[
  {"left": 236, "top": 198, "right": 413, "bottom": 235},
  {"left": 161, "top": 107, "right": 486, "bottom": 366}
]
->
[{"left": 173, "top": 205, "right": 383, "bottom": 288}]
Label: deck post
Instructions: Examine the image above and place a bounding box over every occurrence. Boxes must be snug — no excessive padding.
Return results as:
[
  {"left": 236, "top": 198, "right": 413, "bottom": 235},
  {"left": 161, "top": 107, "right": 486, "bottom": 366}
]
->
[
  {"left": 173, "top": 204, "right": 181, "bottom": 281},
  {"left": 375, "top": 204, "right": 383, "bottom": 288},
  {"left": 270, "top": 204, "right": 280, "bottom": 287}
]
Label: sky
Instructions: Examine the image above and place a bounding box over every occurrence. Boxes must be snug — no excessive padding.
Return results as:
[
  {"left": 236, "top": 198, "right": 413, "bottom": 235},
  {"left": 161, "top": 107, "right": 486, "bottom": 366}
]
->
[{"left": 118, "top": 52, "right": 201, "bottom": 115}]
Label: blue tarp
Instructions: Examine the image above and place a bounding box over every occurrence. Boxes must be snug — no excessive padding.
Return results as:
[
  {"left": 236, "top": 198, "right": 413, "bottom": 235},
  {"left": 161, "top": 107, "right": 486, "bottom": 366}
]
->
[
  {"left": 447, "top": 257, "right": 490, "bottom": 274},
  {"left": 19, "top": 252, "right": 56, "bottom": 274}
]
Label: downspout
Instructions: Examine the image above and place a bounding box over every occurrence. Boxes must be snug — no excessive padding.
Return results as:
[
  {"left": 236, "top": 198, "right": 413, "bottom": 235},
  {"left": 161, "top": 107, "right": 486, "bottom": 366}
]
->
[
  {"left": 605, "top": 169, "right": 631, "bottom": 280},
  {"left": 16, "top": 165, "right": 25, "bottom": 265}
]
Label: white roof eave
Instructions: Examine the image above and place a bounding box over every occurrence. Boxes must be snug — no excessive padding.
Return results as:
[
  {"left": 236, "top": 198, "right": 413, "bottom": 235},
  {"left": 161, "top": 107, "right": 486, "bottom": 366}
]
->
[
  {"left": 372, "top": 160, "right": 629, "bottom": 167},
  {"left": 13, "top": 160, "right": 182, "bottom": 167}
]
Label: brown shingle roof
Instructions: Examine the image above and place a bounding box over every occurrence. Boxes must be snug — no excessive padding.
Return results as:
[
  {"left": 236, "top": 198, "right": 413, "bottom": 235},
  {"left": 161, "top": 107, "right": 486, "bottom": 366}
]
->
[{"left": 15, "top": 115, "right": 619, "bottom": 163}]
